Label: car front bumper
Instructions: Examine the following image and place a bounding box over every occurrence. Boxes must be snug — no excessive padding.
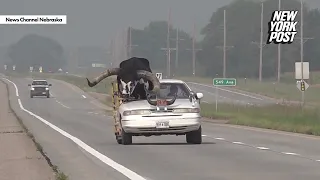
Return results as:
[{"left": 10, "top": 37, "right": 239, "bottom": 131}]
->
[
  {"left": 121, "top": 114, "right": 201, "bottom": 134},
  {"left": 31, "top": 90, "right": 49, "bottom": 96}
]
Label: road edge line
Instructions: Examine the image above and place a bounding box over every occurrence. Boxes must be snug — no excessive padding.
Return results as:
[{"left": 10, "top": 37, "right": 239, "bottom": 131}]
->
[
  {"left": 2, "top": 78, "right": 147, "bottom": 180},
  {"left": 0, "top": 78, "right": 68, "bottom": 179}
]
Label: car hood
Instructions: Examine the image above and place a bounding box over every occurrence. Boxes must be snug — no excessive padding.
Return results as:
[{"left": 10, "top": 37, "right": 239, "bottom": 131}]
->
[{"left": 120, "top": 99, "right": 200, "bottom": 111}]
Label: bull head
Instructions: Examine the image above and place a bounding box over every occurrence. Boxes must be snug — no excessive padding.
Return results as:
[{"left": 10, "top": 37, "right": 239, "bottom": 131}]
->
[
  {"left": 146, "top": 93, "right": 178, "bottom": 106},
  {"left": 86, "top": 68, "right": 160, "bottom": 94},
  {"left": 119, "top": 79, "right": 137, "bottom": 95}
]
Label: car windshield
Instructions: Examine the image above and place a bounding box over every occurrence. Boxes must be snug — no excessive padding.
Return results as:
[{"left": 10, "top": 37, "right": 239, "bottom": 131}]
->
[
  {"left": 32, "top": 81, "right": 48, "bottom": 85},
  {"left": 149, "top": 82, "right": 190, "bottom": 99}
]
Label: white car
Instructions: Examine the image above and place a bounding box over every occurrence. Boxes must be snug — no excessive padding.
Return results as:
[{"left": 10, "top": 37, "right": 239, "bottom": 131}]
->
[{"left": 115, "top": 79, "right": 204, "bottom": 145}]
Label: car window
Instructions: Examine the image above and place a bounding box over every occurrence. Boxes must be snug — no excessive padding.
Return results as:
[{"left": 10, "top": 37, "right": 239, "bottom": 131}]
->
[
  {"left": 32, "top": 81, "right": 48, "bottom": 85},
  {"left": 149, "top": 83, "right": 190, "bottom": 99}
]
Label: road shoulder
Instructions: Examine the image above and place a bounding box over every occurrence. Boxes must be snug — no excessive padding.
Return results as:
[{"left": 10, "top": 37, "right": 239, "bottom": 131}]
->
[{"left": 0, "top": 80, "right": 55, "bottom": 180}]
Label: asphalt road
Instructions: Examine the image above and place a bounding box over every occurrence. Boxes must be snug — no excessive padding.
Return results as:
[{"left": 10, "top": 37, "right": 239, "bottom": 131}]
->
[
  {"left": 186, "top": 82, "right": 278, "bottom": 106},
  {"left": 2, "top": 75, "right": 320, "bottom": 180}
]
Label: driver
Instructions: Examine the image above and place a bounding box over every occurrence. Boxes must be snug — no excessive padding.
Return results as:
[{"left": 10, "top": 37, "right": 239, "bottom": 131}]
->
[{"left": 167, "top": 84, "right": 178, "bottom": 97}]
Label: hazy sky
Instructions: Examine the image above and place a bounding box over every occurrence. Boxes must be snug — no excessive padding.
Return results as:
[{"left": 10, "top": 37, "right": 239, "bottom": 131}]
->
[{"left": 0, "top": 0, "right": 318, "bottom": 47}]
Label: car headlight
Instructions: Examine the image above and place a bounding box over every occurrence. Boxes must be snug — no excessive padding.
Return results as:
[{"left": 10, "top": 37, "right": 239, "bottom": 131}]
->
[
  {"left": 123, "top": 110, "right": 151, "bottom": 116},
  {"left": 45, "top": 88, "right": 49, "bottom": 90},
  {"left": 173, "top": 108, "right": 200, "bottom": 113},
  {"left": 31, "top": 88, "right": 34, "bottom": 90}
]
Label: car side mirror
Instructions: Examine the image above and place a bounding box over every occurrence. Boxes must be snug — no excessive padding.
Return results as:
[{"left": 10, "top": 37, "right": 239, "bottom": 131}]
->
[
  {"left": 28, "top": 84, "right": 31, "bottom": 86},
  {"left": 196, "top": 92, "right": 203, "bottom": 99},
  {"left": 49, "top": 84, "right": 52, "bottom": 86}
]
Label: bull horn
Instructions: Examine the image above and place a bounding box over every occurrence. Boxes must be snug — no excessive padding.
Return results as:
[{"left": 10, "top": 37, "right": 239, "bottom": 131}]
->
[
  {"left": 136, "top": 70, "right": 160, "bottom": 93},
  {"left": 166, "top": 93, "right": 177, "bottom": 105},
  {"left": 146, "top": 95, "right": 157, "bottom": 106},
  {"left": 86, "top": 68, "right": 120, "bottom": 87}
]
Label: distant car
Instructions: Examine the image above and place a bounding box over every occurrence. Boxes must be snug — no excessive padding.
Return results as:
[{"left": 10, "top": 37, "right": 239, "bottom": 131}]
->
[{"left": 28, "top": 80, "right": 52, "bottom": 98}]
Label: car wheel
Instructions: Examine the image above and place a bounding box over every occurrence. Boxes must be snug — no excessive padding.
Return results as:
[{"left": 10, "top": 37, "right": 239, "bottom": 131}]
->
[
  {"left": 186, "top": 126, "right": 202, "bottom": 144},
  {"left": 116, "top": 136, "right": 122, "bottom": 144},
  {"left": 121, "top": 128, "right": 132, "bottom": 145},
  {"left": 47, "top": 93, "right": 50, "bottom": 98},
  {"left": 30, "top": 94, "right": 33, "bottom": 98}
]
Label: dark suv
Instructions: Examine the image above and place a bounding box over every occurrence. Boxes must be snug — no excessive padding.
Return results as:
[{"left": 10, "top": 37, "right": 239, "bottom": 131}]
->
[{"left": 28, "top": 80, "right": 52, "bottom": 98}]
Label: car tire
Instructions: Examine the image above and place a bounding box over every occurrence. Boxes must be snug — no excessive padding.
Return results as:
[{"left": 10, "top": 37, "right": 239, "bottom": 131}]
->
[
  {"left": 116, "top": 136, "right": 122, "bottom": 144},
  {"left": 121, "top": 128, "right": 132, "bottom": 145},
  {"left": 47, "top": 93, "right": 50, "bottom": 98},
  {"left": 186, "top": 126, "right": 202, "bottom": 144},
  {"left": 30, "top": 94, "right": 33, "bottom": 98}
]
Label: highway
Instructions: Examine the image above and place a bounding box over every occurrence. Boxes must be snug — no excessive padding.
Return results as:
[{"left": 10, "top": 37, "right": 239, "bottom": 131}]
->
[
  {"left": 187, "top": 82, "right": 278, "bottom": 106},
  {"left": 2, "top": 75, "right": 320, "bottom": 180}
]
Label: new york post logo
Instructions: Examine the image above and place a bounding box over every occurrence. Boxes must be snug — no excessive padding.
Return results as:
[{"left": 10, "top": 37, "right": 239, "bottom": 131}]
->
[{"left": 267, "top": 10, "right": 298, "bottom": 44}]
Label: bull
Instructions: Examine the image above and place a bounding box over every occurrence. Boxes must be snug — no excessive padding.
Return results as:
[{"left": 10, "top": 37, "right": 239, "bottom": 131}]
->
[{"left": 86, "top": 57, "right": 177, "bottom": 105}]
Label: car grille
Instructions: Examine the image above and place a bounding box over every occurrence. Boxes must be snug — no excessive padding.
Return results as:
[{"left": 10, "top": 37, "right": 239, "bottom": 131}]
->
[{"left": 34, "top": 87, "right": 46, "bottom": 91}]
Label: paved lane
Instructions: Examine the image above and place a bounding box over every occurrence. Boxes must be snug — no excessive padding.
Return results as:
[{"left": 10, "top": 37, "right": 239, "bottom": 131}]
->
[
  {"left": 187, "top": 82, "right": 277, "bottom": 105},
  {"left": 3, "top": 76, "right": 320, "bottom": 180}
]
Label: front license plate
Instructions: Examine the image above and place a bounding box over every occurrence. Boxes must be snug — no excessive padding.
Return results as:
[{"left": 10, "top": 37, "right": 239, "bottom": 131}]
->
[
  {"left": 42, "top": 92, "right": 46, "bottom": 94},
  {"left": 156, "top": 121, "right": 169, "bottom": 128}
]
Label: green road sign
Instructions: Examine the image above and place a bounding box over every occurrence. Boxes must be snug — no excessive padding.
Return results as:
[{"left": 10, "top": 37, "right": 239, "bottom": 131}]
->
[{"left": 213, "top": 78, "right": 236, "bottom": 86}]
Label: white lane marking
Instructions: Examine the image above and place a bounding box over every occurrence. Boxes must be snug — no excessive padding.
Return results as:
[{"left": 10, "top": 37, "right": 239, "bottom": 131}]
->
[
  {"left": 2, "top": 78, "right": 19, "bottom": 96},
  {"left": 50, "top": 92, "right": 56, "bottom": 97},
  {"left": 188, "top": 82, "right": 263, "bottom": 100},
  {"left": 192, "top": 87, "right": 233, "bottom": 101},
  {"left": 232, "top": 141, "right": 245, "bottom": 145},
  {"left": 256, "top": 147, "right": 270, "bottom": 150},
  {"left": 203, "top": 135, "right": 319, "bottom": 162},
  {"left": 282, "top": 152, "right": 300, "bottom": 156},
  {"left": 192, "top": 87, "right": 254, "bottom": 105},
  {"left": 4, "top": 80, "right": 147, "bottom": 180},
  {"left": 215, "top": 137, "right": 225, "bottom": 140},
  {"left": 55, "top": 100, "right": 70, "bottom": 109},
  {"left": 82, "top": 95, "right": 87, "bottom": 98}
]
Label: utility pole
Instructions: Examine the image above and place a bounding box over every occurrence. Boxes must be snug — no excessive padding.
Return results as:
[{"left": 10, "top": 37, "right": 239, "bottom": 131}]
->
[
  {"left": 127, "top": 26, "right": 139, "bottom": 58},
  {"left": 162, "top": 8, "right": 173, "bottom": 78},
  {"left": 294, "top": 0, "right": 313, "bottom": 106},
  {"left": 251, "top": 2, "right": 266, "bottom": 82},
  {"left": 277, "top": 0, "right": 281, "bottom": 82},
  {"left": 186, "top": 22, "right": 201, "bottom": 76},
  {"left": 216, "top": 10, "right": 233, "bottom": 78},
  {"left": 171, "top": 28, "right": 185, "bottom": 72}
]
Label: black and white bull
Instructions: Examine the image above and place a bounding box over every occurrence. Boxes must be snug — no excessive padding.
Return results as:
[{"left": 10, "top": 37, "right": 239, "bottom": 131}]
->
[{"left": 86, "top": 57, "right": 176, "bottom": 105}]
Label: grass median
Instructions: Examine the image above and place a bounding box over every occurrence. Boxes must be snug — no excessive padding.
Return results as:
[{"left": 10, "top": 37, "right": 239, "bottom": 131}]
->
[
  {"left": 178, "top": 74, "right": 320, "bottom": 106},
  {"left": 201, "top": 102, "right": 320, "bottom": 136}
]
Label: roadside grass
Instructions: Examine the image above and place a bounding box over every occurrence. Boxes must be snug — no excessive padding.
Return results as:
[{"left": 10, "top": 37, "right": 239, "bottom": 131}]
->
[
  {"left": 178, "top": 72, "right": 320, "bottom": 105},
  {"left": 200, "top": 102, "right": 320, "bottom": 136}
]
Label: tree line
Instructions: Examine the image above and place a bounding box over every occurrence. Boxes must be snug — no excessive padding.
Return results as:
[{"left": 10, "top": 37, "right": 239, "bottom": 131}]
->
[{"left": 130, "top": 0, "right": 320, "bottom": 79}]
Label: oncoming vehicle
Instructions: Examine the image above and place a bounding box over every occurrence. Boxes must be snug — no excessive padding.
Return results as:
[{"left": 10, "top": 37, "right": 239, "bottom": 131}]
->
[
  {"left": 28, "top": 79, "right": 52, "bottom": 98},
  {"left": 112, "top": 79, "right": 204, "bottom": 145}
]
